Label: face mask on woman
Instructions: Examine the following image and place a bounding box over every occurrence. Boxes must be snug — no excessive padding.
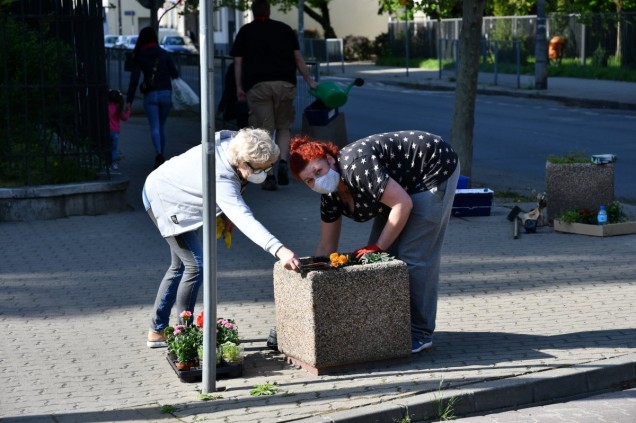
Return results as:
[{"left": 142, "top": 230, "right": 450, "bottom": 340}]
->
[
  {"left": 247, "top": 171, "right": 268, "bottom": 184},
  {"left": 312, "top": 168, "right": 340, "bottom": 194}
]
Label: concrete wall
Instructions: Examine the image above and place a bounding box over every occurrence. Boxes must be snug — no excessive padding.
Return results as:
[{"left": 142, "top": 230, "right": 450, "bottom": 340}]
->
[
  {"left": 0, "top": 177, "right": 130, "bottom": 221},
  {"left": 270, "top": 0, "right": 389, "bottom": 40}
]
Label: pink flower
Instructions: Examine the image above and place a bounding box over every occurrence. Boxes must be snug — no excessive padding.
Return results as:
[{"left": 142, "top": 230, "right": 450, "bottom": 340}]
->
[{"left": 180, "top": 310, "right": 192, "bottom": 321}]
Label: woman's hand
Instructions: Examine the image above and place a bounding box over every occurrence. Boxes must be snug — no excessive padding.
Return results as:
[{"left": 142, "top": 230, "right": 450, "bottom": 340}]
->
[
  {"left": 236, "top": 88, "right": 247, "bottom": 102},
  {"left": 276, "top": 246, "right": 301, "bottom": 271}
]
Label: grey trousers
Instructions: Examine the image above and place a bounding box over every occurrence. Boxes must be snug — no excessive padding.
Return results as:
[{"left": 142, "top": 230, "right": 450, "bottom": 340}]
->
[{"left": 369, "top": 166, "right": 460, "bottom": 342}]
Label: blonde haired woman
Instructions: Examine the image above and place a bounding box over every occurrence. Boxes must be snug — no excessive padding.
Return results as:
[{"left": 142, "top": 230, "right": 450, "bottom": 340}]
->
[{"left": 143, "top": 128, "right": 301, "bottom": 348}]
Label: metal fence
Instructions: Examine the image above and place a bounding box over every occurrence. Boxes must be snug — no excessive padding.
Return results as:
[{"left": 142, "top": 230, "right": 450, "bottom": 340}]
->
[
  {"left": 388, "top": 13, "right": 636, "bottom": 73},
  {"left": 1, "top": 0, "right": 109, "bottom": 187},
  {"left": 106, "top": 51, "right": 321, "bottom": 132},
  {"left": 302, "top": 38, "right": 344, "bottom": 73}
]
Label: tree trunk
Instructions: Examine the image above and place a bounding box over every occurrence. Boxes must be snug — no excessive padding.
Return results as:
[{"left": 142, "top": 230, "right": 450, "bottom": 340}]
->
[
  {"left": 450, "top": 0, "right": 486, "bottom": 180},
  {"left": 615, "top": 1, "right": 623, "bottom": 62},
  {"left": 303, "top": 2, "right": 336, "bottom": 38}
]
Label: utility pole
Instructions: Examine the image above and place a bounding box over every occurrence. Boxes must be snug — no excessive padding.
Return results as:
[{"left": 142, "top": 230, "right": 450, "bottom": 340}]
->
[
  {"left": 199, "top": 0, "right": 218, "bottom": 394},
  {"left": 149, "top": 0, "right": 159, "bottom": 33},
  {"left": 117, "top": 0, "right": 122, "bottom": 35},
  {"left": 534, "top": 0, "right": 548, "bottom": 89}
]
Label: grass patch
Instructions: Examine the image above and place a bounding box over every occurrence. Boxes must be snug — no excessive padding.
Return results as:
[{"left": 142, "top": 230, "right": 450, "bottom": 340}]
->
[
  {"left": 160, "top": 404, "right": 177, "bottom": 414},
  {"left": 495, "top": 189, "right": 536, "bottom": 203},
  {"left": 376, "top": 55, "right": 636, "bottom": 83}
]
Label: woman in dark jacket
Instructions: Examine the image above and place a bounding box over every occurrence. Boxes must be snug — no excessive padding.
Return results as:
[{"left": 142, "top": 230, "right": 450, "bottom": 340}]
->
[{"left": 126, "top": 27, "right": 179, "bottom": 169}]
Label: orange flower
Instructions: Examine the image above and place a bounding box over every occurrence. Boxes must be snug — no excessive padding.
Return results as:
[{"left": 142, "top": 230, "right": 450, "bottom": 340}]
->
[
  {"left": 338, "top": 254, "right": 349, "bottom": 265},
  {"left": 329, "top": 252, "right": 339, "bottom": 262}
]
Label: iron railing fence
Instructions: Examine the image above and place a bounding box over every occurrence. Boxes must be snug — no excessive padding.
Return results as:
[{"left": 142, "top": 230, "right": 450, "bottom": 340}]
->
[
  {"left": 1, "top": 0, "right": 109, "bottom": 187},
  {"left": 388, "top": 12, "right": 636, "bottom": 69},
  {"left": 106, "top": 51, "right": 321, "bottom": 132}
]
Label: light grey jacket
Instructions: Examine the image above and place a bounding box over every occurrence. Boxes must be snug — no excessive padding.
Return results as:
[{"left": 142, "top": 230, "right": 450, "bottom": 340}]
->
[{"left": 144, "top": 130, "right": 283, "bottom": 257}]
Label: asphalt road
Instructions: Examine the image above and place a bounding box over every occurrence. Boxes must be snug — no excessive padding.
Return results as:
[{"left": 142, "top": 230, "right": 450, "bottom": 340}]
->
[{"left": 342, "top": 82, "right": 636, "bottom": 202}]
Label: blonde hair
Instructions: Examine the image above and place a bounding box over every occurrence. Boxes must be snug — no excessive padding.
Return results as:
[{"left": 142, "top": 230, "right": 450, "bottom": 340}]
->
[{"left": 227, "top": 128, "right": 280, "bottom": 166}]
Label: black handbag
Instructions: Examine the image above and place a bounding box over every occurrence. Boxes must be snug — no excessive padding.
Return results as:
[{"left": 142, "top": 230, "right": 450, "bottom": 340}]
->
[{"left": 140, "top": 57, "right": 159, "bottom": 94}]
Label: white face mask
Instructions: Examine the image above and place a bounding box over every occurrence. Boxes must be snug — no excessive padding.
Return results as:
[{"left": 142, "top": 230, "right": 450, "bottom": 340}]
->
[
  {"left": 312, "top": 168, "right": 340, "bottom": 194},
  {"left": 247, "top": 171, "right": 267, "bottom": 184}
]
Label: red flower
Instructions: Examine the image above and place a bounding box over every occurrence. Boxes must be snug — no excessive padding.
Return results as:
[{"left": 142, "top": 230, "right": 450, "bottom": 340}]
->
[{"left": 196, "top": 311, "right": 204, "bottom": 328}]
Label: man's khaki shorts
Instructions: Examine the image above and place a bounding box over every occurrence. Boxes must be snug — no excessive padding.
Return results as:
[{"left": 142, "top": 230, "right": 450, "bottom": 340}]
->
[{"left": 247, "top": 81, "right": 296, "bottom": 134}]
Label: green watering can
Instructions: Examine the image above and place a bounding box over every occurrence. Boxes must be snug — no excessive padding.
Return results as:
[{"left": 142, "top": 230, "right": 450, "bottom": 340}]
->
[{"left": 308, "top": 78, "right": 365, "bottom": 109}]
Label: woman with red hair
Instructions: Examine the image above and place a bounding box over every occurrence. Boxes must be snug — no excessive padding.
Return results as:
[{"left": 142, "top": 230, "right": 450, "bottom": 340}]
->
[{"left": 289, "top": 130, "right": 460, "bottom": 354}]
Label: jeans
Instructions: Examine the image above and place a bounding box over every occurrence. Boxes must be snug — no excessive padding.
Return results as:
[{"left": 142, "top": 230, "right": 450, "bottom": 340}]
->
[
  {"left": 143, "top": 90, "right": 172, "bottom": 155},
  {"left": 368, "top": 166, "right": 460, "bottom": 343},
  {"left": 144, "top": 189, "right": 203, "bottom": 332},
  {"left": 110, "top": 131, "right": 120, "bottom": 164}
]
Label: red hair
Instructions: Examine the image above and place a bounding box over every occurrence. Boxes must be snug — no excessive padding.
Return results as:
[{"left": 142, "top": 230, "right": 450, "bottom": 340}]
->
[{"left": 289, "top": 135, "right": 340, "bottom": 179}]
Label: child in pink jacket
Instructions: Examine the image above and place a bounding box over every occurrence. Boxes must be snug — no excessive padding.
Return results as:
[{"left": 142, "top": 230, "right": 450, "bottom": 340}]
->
[{"left": 108, "top": 89, "right": 131, "bottom": 170}]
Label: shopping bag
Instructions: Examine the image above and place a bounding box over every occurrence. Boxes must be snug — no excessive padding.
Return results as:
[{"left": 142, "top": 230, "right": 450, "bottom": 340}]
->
[{"left": 171, "top": 78, "right": 199, "bottom": 110}]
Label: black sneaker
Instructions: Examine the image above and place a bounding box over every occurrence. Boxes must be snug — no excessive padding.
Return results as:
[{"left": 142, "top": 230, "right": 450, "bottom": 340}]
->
[
  {"left": 277, "top": 160, "right": 289, "bottom": 185},
  {"left": 262, "top": 175, "right": 277, "bottom": 191}
]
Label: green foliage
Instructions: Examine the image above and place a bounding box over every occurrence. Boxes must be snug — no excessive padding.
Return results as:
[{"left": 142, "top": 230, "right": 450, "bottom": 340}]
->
[
  {"left": 376, "top": 0, "right": 459, "bottom": 20},
  {"left": 0, "top": 15, "right": 102, "bottom": 187},
  {"left": 558, "top": 201, "right": 627, "bottom": 224},
  {"left": 165, "top": 313, "right": 204, "bottom": 363},
  {"left": 250, "top": 382, "right": 279, "bottom": 396},
  {"left": 435, "top": 378, "right": 460, "bottom": 421},
  {"left": 344, "top": 35, "right": 374, "bottom": 61},
  {"left": 360, "top": 252, "right": 395, "bottom": 265},
  {"left": 160, "top": 404, "right": 177, "bottom": 414},
  {"left": 221, "top": 342, "right": 242, "bottom": 363},
  {"left": 216, "top": 318, "right": 240, "bottom": 347},
  {"left": 591, "top": 45, "right": 609, "bottom": 67},
  {"left": 496, "top": 190, "right": 536, "bottom": 202},
  {"left": 546, "top": 151, "right": 589, "bottom": 164}
]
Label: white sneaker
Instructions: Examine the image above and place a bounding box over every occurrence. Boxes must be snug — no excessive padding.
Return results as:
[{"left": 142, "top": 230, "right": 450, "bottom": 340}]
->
[{"left": 147, "top": 330, "right": 168, "bottom": 348}]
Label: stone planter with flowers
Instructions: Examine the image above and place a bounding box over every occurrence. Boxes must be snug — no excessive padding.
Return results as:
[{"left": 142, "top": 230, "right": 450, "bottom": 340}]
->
[
  {"left": 273, "top": 252, "right": 411, "bottom": 375},
  {"left": 545, "top": 152, "right": 615, "bottom": 224}
]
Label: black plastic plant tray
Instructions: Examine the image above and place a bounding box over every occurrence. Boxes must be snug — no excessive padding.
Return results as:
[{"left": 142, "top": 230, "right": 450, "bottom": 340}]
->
[{"left": 166, "top": 354, "right": 243, "bottom": 383}]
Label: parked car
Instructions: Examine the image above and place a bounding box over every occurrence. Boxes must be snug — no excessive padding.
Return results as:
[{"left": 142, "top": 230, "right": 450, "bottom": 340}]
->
[
  {"left": 160, "top": 35, "right": 198, "bottom": 55},
  {"left": 115, "top": 35, "right": 138, "bottom": 50},
  {"left": 104, "top": 34, "right": 119, "bottom": 48},
  {"left": 123, "top": 35, "right": 138, "bottom": 50}
]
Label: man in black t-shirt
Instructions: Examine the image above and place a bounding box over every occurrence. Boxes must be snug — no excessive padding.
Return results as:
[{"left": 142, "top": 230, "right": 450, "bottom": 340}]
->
[{"left": 231, "top": 0, "right": 317, "bottom": 191}]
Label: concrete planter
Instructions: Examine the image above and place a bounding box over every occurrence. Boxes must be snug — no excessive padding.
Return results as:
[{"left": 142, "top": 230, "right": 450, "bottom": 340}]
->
[
  {"left": 273, "top": 258, "right": 411, "bottom": 375},
  {"left": 553, "top": 220, "right": 636, "bottom": 237},
  {"left": 0, "top": 176, "right": 130, "bottom": 221},
  {"left": 545, "top": 162, "right": 614, "bottom": 224}
]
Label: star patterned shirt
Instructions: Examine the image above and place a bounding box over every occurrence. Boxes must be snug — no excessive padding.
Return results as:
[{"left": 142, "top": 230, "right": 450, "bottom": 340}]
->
[{"left": 320, "top": 130, "right": 458, "bottom": 223}]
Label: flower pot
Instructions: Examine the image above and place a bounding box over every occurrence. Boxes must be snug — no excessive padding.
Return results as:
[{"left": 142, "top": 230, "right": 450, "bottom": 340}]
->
[{"left": 174, "top": 360, "right": 197, "bottom": 371}]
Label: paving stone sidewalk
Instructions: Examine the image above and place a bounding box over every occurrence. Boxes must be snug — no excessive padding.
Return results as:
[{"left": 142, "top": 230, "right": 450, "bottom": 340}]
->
[{"left": 1, "top": 73, "right": 636, "bottom": 422}]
